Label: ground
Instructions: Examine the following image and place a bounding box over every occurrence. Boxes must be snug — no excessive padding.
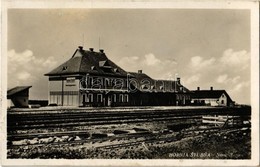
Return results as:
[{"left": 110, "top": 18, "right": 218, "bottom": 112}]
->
[
  {"left": 8, "top": 125, "right": 250, "bottom": 159},
  {"left": 7, "top": 106, "right": 251, "bottom": 159}
]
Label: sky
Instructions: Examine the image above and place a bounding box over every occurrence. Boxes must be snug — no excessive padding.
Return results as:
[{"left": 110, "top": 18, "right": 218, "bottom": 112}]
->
[{"left": 7, "top": 9, "right": 251, "bottom": 104}]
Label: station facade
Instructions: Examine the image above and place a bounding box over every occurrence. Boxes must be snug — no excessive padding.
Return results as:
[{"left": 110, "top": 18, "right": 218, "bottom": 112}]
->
[{"left": 45, "top": 46, "right": 191, "bottom": 107}]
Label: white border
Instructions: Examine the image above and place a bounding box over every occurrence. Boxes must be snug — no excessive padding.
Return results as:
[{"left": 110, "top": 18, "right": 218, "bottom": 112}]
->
[{"left": 1, "top": 0, "right": 259, "bottom": 166}]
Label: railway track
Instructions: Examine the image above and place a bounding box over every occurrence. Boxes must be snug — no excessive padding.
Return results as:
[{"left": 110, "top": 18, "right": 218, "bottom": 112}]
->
[
  {"left": 7, "top": 107, "right": 251, "bottom": 149},
  {"left": 8, "top": 107, "right": 250, "bottom": 119},
  {"left": 7, "top": 107, "right": 250, "bottom": 131},
  {"left": 8, "top": 116, "right": 201, "bottom": 130}
]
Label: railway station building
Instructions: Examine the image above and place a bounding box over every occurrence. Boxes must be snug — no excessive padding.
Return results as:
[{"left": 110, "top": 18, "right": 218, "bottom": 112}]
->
[{"left": 45, "top": 46, "right": 191, "bottom": 107}]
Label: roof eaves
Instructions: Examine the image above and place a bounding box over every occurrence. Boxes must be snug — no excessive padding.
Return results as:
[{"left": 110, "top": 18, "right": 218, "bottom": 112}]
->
[{"left": 7, "top": 86, "right": 32, "bottom": 97}]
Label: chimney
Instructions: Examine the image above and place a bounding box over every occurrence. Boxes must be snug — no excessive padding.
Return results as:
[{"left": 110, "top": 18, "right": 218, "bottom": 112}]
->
[
  {"left": 210, "top": 86, "right": 213, "bottom": 91},
  {"left": 177, "top": 77, "right": 181, "bottom": 84},
  {"left": 99, "top": 49, "right": 104, "bottom": 53},
  {"left": 138, "top": 70, "right": 142, "bottom": 74},
  {"left": 89, "top": 48, "right": 94, "bottom": 52},
  {"left": 78, "top": 46, "right": 83, "bottom": 50},
  {"left": 197, "top": 87, "right": 200, "bottom": 91}
]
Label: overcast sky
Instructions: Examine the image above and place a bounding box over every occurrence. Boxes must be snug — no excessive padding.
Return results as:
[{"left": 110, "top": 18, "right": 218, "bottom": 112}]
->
[{"left": 8, "top": 9, "right": 250, "bottom": 104}]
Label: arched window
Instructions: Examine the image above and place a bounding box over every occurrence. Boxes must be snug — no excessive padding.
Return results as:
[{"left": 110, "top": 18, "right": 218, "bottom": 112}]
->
[
  {"left": 97, "top": 94, "right": 103, "bottom": 102},
  {"left": 113, "top": 94, "right": 117, "bottom": 102},
  {"left": 124, "top": 94, "right": 129, "bottom": 102},
  {"left": 119, "top": 94, "right": 124, "bottom": 102}
]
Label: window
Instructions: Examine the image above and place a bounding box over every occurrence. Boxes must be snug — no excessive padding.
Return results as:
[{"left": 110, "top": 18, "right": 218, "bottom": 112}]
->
[
  {"left": 57, "top": 95, "right": 59, "bottom": 105},
  {"left": 187, "top": 95, "right": 190, "bottom": 100},
  {"left": 97, "top": 94, "right": 103, "bottom": 102},
  {"left": 86, "top": 94, "right": 89, "bottom": 102},
  {"left": 113, "top": 94, "right": 117, "bottom": 102},
  {"left": 83, "top": 94, "right": 93, "bottom": 103},
  {"left": 71, "top": 95, "right": 73, "bottom": 105},
  {"left": 180, "top": 86, "right": 183, "bottom": 91},
  {"left": 62, "top": 66, "right": 68, "bottom": 71},
  {"left": 179, "top": 95, "right": 183, "bottom": 100},
  {"left": 105, "top": 78, "right": 110, "bottom": 87},
  {"left": 82, "top": 94, "right": 86, "bottom": 103},
  {"left": 89, "top": 77, "right": 93, "bottom": 85},
  {"left": 221, "top": 100, "right": 224, "bottom": 104},
  {"left": 119, "top": 94, "right": 124, "bottom": 102},
  {"left": 52, "top": 95, "right": 55, "bottom": 104},
  {"left": 86, "top": 94, "right": 93, "bottom": 102},
  {"left": 91, "top": 66, "right": 96, "bottom": 70},
  {"left": 114, "top": 68, "right": 119, "bottom": 72},
  {"left": 124, "top": 94, "right": 129, "bottom": 102}
]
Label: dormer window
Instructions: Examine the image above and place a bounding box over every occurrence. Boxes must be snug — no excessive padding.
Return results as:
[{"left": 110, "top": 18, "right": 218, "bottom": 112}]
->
[
  {"left": 180, "top": 86, "right": 183, "bottom": 91},
  {"left": 62, "top": 66, "right": 68, "bottom": 71},
  {"left": 99, "top": 60, "right": 112, "bottom": 72},
  {"left": 99, "top": 60, "right": 111, "bottom": 67},
  {"left": 114, "top": 68, "right": 119, "bottom": 72},
  {"left": 91, "top": 66, "right": 97, "bottom": 70}
]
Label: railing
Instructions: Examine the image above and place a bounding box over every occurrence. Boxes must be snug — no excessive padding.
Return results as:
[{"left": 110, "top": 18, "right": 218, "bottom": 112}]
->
[{"left": 202, "top": 115, "right": 244, "bottom": 127}]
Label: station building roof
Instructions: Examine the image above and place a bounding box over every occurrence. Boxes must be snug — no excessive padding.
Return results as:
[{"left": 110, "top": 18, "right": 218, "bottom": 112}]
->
[
  {"left": 191, "top": 89, "right": 232, "bottom": 101},
  {"left": 128, "top": 71, "right": 189, "bottom": 93},
  {"left": 45, "top": 46, "right": 127, "bottom": 77}
]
